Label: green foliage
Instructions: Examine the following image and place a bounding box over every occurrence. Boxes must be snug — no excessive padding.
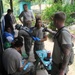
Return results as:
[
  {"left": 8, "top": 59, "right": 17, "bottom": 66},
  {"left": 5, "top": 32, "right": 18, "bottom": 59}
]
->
[
  {"left": 3, "top": 0, "right": 10, "bottom": 12},
  {"left": 3, "top": 0, "right": 19, "bottom": 18},
  {"left": 20, "top": 0, "right": 31, "bottom": 2},
  {"left": 44, "top": 0, "right": 53, "bottom": 4},
  {"left": 32, "top": 0, "right": 53, "bottom": 5},
  {"left": 42, "top": 3, "right": 63, "bottom": 21},
  {"left": 42, "top": 3, "right": 75, "bottom": 29},
  {"left": 13, "top": 0, "right": 19, "bottom": 17}
]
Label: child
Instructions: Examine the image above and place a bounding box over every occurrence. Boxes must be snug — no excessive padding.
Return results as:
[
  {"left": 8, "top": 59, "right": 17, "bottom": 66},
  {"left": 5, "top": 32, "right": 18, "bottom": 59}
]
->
[
  {"left": 3, "top": 27, "right": 14, "bottom": 49},
  {"left": 32, "top": 18, "right": 47, "bottom": 67}
]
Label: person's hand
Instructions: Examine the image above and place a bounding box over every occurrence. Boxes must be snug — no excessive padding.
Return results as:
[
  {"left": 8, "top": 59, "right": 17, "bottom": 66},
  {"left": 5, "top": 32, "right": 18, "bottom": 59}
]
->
[
  {"left": 36, "top": 37, "right": 41, "bottom": 41},
  {"left": 32, "top": 36, "right": 36, "bottom": 41},
  {"left": 58, "top": 70, "right": 64, "bottom": 75},
  {"left": 42, "top": 27, "right": 48, "bottom": 32},
  {"left": 32, "top": 36, "right": 41, "bottom": 41}
]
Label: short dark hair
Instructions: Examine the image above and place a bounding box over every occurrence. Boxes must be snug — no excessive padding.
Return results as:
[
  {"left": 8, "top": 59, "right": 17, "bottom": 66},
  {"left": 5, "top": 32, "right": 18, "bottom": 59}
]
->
[
  {"left": 13, "top": 37, "right": 23, "bottom": 47},
  {"left": 53, "top": 12, "right": 66, "bottom": 21},
  {"left": 35, "top": 18, "right": 41, "bottom": 27},
  {"left": 23, "top": 4, "right": 27, "bottom": 6},
  {"left": 36, "top": 18, "right": 41, "bottom": 22},
  {"left": 23, "top": 4, "right": 28, "bottom": 8},
  {"left": 7, "top": 9, "right": 12, "bottom": 13},
  {"left": 5, "top": 27, "right": 11, "bottom": 31}
]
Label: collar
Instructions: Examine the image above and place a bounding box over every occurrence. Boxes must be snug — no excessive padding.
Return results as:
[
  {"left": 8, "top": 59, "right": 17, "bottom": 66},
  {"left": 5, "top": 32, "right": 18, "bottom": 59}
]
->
[{"left": 58, "top": 26, "right": 65, "bottom": 32}]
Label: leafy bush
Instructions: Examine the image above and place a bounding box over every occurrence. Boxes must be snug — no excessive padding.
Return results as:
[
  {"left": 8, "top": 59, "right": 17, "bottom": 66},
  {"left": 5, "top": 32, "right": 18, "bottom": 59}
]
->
[{"left": 42, "top": 3, "right": 75, "bottom": 29}]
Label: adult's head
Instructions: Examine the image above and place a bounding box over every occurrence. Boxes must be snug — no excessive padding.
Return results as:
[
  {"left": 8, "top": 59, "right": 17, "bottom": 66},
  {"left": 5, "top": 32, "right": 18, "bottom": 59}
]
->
[
  {"left": 23, "top": 4, "right": 28, "bottom": 11},
  {"left": 12, "top": 37, "right": 23, "bottom": 51},
  {"left": 53, "top": 12, "right": 66, "bottom": 29},
  {"left": 7, "top": 9, "right": 12, "bottom": 15},
  {"left": 35, "top": 18, "right": 42, "bottom": 29}
]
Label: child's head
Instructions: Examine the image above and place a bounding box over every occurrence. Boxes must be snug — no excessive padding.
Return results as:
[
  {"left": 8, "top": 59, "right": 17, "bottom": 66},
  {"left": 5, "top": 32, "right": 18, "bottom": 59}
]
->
[
  {"left": 53, "top": 12, "right": 66, "bottom": 28},
  {"left": 35, "top": 18, "right": 42, "bottom": 28},
  {"left": 5, "top": 27, "right": 12, "bottom": 33},
  {"left": 11, "top": 36, "right": 23, "bottom": 51}
]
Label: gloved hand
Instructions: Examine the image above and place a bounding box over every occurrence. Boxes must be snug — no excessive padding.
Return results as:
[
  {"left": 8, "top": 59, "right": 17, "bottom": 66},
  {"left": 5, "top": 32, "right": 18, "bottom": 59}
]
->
[
  {"left": 32, "top": 36, "right": 36, "bottom": 41},
  {"left": 32, "top": 36, "right": 41, "bottom": 41},
  {"left": 36, "top": 37, "right": 41, "bottom": 41},
  {"left": 23, "top": 62, "right": 30, "bottom": 70}
]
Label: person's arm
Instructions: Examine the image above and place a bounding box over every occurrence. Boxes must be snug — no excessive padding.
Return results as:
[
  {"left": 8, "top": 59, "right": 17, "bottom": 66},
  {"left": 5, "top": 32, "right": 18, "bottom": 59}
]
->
[
  {"left": 19, "top": 12, "right": 23, "bottom": 24},
  {"left": 19, "top": 61, "right": 23, "bottom": 71},
  {"left": 23, "top": 60, "right": 28, "bottom": 67},
  {"left": 16, "top": 54, "right": 24, "bottom": 72},
  {"left": 59, "top": 45, "right": 71, "bottom": 75},
  {"left": 46, "top": 28, "right": 56, "bottom": 35},
  {"left": 19, "top": 59, "right": 28, "bottom": 71},
  {"left": 40, "top": 35, "right": 47, "bottom": 42},
  {"left": 40, "top": 31, "right": 47, "bottom": 42},
  {"left": 43, "top": 27, "right": 56, "bottom": 35},
  {"left": 59, "top": 31, "right": 72, "bottom": 75},
  {"left": 31, "top": 10, "right": 35, "bottom": 21}
]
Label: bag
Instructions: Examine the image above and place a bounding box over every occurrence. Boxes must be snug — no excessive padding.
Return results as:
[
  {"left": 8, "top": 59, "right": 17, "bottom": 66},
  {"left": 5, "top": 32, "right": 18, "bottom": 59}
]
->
[
  {"left": 56, "top": 27, "right": 74, "bottom": 65},
  {"left": 68, "top": 47, "right": 74, "bottom": 65}
]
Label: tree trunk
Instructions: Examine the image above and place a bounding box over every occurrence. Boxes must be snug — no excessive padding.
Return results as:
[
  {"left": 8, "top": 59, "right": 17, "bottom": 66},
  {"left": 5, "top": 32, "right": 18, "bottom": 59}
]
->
[
  {"left": 71, "top": 0, "right": 74, "bottom": 4},
  {"left": 39, "top": 4, "right": 41, "bottom": 13},
  {"left": 54, "top": 0, "right": 62, "bottom": 3},
  {"left": 0, "top": 0, "right": 3, "bottom": 19},
  {"left": 38, "top": 0, "right": 42, "bottom": 13},
  {"left": 10, "top": 0, "right": 13, "bottom": 11},
  {"left": 54, "top": 0, "right": 58, "bottom": 3}
]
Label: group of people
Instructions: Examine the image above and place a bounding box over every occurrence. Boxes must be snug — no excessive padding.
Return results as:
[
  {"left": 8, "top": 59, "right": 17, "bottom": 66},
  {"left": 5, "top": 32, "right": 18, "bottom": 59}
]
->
[
  {"left": 2, "top": 4, "right": 36, "bottom": 75},
  {"left": 2, "top": 3, "right": 74, "bottom": 75},
  {"left": 18, "top": 4, "right": 47, "bottom": 68}
]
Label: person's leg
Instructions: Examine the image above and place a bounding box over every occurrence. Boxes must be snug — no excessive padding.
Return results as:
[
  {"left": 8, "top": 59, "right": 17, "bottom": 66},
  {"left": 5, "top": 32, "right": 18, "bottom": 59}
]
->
[
  {"left": 12, "top": 62, "right": 35, "bottom": 75},
  {"left": 28, "top": 62, "right": 36, "bottom": 75},
  {"left": 34, "top": 44, "right": 40, "bottom": 67},
  {"left": 22, "top": 62, "right": 36, "bottom": 75},
  {"left": 34, "top": 44, "right": 44, "bottom": 69},
  {"left": 11, "top": 71, "right": 29, "bottom": 75},
  {"left": 64, "top": 66, "right": 69, "bottom": 75},
  {"left": 24, "top": 37, "right": 32, "bottom": 58},
  {"left": 51, "top": 62, "right": 59, "bottom": 75}
]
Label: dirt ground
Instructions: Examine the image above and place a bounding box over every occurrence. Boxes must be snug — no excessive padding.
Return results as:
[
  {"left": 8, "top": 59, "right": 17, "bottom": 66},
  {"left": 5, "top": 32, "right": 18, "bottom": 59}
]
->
[{"left": 44, "top": 38, "right": 75, "bottom": 75}]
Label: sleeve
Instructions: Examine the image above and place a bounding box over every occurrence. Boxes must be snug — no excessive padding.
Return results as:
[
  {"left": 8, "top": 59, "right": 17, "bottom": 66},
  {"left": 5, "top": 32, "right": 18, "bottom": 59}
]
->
[
  {"left": 16, "top": 54, "right": 23, "bottom": 69},
  {"left": 19, "top": 56, "right": 23, "bottom": 68},
  {"left": 61, "top": 31, "right": 72, "bottom": 45},
  {"left": 19, "top": 11, "right": 24, "bottom": 18}
]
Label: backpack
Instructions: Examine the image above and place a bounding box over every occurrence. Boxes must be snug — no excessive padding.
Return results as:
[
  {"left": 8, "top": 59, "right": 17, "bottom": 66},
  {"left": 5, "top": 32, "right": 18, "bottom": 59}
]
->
[{"left": 55, "top": 27, "right": 74, "bottom": 65}]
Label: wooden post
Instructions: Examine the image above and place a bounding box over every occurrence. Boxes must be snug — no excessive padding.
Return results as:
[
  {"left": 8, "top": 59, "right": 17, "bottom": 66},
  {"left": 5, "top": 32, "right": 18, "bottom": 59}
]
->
[
  {"left": 71, "top": 0, "right": 74, "bottom": 5},
  {"left": 0, "top": 0, "right": 3, "bottom": 19},
  {"left": 54, "top": 0, "right": 58, "bottom": 3},
  {"left": 10, "top": 0, "right": 13, "bottom": 11}
]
